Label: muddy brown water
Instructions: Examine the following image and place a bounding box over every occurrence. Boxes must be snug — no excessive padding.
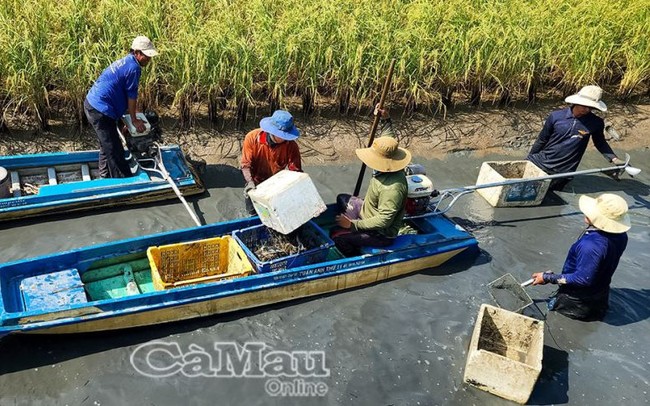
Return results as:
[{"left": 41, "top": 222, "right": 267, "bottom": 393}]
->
[{"left": 0, "top": 149, "right": 648, "bottom": 405}]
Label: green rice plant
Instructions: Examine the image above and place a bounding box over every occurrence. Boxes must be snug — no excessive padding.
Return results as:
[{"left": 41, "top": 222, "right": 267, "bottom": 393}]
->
[
  {"left": 50, "top": 0, "right": 100, "bottom": 127},
  {"left": 0, "top": 0, "right": 648, "bottom": 129},
  {"left": 542, "top": 1, "right": 625, "bottom": 91},
  {"left": 616, "top": 4, "right": 650, "bottom": 97},
  {"left": 0, "top": 0, "right": 55, "bottom": 130}
]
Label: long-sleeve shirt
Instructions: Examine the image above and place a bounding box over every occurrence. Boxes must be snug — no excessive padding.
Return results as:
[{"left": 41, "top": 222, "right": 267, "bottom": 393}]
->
[
  {"left": 527, "top": 107, "right": 616, "bottom": 174},
  {"left": 351, "top": 170, "right": 408, "bottom": 237},
  {"left": 544, "top": 227, "right": 628, "bottom": 296},
  {"left": 240, "top": 129, "right": 302, "bottom": 185},
  {"left": 350, "top": 119, "right": 408, "bottom": 238}
]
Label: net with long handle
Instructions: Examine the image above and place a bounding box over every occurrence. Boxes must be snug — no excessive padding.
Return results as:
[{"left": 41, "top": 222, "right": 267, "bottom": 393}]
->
[{"left": 487, "top": 273, "right": 533, "bottom": 313}]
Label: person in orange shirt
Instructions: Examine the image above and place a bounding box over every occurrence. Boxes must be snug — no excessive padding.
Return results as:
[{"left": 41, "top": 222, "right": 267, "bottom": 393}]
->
[{"left": 240, "top": 110, "right": 302, "bottom": 214}]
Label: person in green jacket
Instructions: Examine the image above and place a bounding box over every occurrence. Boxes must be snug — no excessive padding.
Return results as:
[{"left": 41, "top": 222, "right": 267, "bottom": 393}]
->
[{"left": 333, "top": 107, "right": 411, "bottom": 256}]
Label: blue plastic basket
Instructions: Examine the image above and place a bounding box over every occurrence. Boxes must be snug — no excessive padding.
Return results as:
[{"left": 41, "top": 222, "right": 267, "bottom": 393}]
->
[{"left": 232, "top": 220, "right": 334, "bottom": 273}]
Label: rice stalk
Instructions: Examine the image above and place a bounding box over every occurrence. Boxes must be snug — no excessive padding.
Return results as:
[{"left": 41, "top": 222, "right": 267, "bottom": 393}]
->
[{"left": 0, "top": 0, "right": 646, "bottom": 131}]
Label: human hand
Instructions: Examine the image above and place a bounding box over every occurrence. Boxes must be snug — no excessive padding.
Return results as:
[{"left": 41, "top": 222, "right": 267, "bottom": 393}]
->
[
  {"left": 335, "top": 214, "right": 352, "bottom": 229},
  {"left": 118, "top": 123, "right": 129, "bottom": 136},
  {"left": 132, "top": 118, "right": 146, "bottom": 133},
  {"left": 611, "top": 156, "right": 625, "bottom": 166},
  {"left": 604, "top": 168, "right": 624, "bottom": 181},
  {"left": 373, "top": 103, "right": 389, "bottom": 119},
  {"left": 244, "top": 181, "right": 256, "bottom": 194},
  {"left": 531, "top": 271, "right": 552, "bottom": 285}
]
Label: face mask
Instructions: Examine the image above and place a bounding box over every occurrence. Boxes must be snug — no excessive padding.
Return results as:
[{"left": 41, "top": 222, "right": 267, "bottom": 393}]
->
[{"left": 267, "top": 133, "right": 279, "bottom": 146}]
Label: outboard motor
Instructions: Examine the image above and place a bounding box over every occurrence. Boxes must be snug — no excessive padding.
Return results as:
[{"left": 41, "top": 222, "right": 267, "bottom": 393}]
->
[
  {"left": 121, "top": 111, "right": 163, "bottom": 159},
  {"left": 405, "top": 164, "right": 435, "bottom": 216}
]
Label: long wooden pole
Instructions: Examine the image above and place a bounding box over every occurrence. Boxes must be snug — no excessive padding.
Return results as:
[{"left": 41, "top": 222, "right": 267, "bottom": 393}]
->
[{"left": 352, "top": 58, "right": 396, "bottom": 196}]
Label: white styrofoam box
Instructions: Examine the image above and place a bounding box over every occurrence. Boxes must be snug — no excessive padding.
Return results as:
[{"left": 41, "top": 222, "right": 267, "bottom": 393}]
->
[
  {"left": 122, "top": 113, "right": 151, "bottom": 137},
  {"left": 476, "top": 160, "right": 550, "bottom": 207},
  {"left": 248, "top": 170, "right": 326, "bottom": 235},
  {"left": 464, "top": 304, "right": 544, "bottom": 404}
]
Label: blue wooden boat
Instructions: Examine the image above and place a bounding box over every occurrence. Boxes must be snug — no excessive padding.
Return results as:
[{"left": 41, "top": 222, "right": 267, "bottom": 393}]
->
[
  {"left": 0, "top": 145, "right": 204, "bottom": 222},
  {"left": 0, "top": 207, "right": 478, "bottom": 338}
]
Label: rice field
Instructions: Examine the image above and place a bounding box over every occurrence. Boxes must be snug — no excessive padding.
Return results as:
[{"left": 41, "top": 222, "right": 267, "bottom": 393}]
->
[{"left": 0, "top": 0, "right": 648, "bottom": 129}]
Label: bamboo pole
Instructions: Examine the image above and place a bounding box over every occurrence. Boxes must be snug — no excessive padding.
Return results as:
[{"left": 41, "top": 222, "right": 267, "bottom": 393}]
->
[{"left": 352, "top": 59, "right": 396, "bottom": 196}]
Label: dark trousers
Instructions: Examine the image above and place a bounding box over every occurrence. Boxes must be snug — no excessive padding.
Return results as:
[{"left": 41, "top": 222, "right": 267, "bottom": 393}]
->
[
  {"left": 549, "top": 288, "right": 609, "bottom": 321},
  {"left": 84, "top": 99, "right": 132, "bottom": 178},
  {"left": 332, "top": 229, "right": 393, "bottom": 257}
]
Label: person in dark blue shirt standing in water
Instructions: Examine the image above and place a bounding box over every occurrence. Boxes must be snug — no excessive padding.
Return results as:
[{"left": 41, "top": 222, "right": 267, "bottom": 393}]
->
[
  {"left": 532, "top": 193, "right": 630, "bottom": 321},
  {"left": 527, "top": 85, "right": 626, "bottom": 191},
  {"left": 84, "top": 36, "right": 159, "bottom": 178}
]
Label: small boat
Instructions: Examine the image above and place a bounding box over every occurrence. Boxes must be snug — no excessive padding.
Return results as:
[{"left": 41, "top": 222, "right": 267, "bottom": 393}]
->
[
  {"left": 0, "top": 145, "right": 204, "bottom": 222},
  {"left": 0, "top": 206, "right": 478, "bottom": 337}
]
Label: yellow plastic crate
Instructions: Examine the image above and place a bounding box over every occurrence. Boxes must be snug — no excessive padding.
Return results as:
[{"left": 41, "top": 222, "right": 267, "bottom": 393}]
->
[{"left": 147, "top": 236, "right": 254, "bottom": 290}]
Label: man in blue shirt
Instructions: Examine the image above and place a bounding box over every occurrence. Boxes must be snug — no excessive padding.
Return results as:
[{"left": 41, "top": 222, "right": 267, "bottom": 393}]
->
[
  {"left": 527, "top": 85, "right": 624, "bottom": 191},
  {"left": 84, "top": 36, "right": 159, "bottom": 178},
  {"left": 532, "top": 193, "right": 630, "bottom": 321}
]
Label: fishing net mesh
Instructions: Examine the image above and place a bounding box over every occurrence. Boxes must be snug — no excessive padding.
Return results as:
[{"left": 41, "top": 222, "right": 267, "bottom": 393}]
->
[{"left": 488, "top": 273, "right": 533, "bottom": 313}]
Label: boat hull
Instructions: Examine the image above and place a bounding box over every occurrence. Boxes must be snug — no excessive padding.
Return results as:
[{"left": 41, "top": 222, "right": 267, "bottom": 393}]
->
[
  {"left": 0, "top": 181, "right": 204, "bottom": 222},
  {"left": 28, "top": 247, "right": 467, "bottom": 334},
  {"left": 0, "top": 146, "right": 204, "bottom": 222},
  {"left": 0, "top": 211, "right": 478, "bottom": 336}
]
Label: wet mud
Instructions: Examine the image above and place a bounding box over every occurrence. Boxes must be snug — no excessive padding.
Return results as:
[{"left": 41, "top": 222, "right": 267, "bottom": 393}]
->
[{"left": 0, "top": 149, "right": 648, "bottom": 405}]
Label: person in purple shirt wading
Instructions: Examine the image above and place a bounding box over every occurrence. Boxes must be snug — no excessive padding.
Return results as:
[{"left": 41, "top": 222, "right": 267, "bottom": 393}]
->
[
  {"left": 527, "top": 85, "right": 627, "bottom": 191},
  {"left": 532, "top": 193, "right": 631, "bottom": 321},
  {"left": 84, "top": 36, "right": 159, "bottom": 178}
]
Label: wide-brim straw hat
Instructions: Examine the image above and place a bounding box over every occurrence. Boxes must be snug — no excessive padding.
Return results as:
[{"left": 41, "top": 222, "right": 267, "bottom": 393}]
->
[
  {"left": 260, "top": 110, "right": 300, "bottom": 140},
  {"left": 356, "top": 136, "right": 411, "bottom": 173},
  {"left": 565, "top": 85, "right": 607, "bottom": 112},
  {"left": 579, "top": 193, "right": 631, "bottom": 233}
]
